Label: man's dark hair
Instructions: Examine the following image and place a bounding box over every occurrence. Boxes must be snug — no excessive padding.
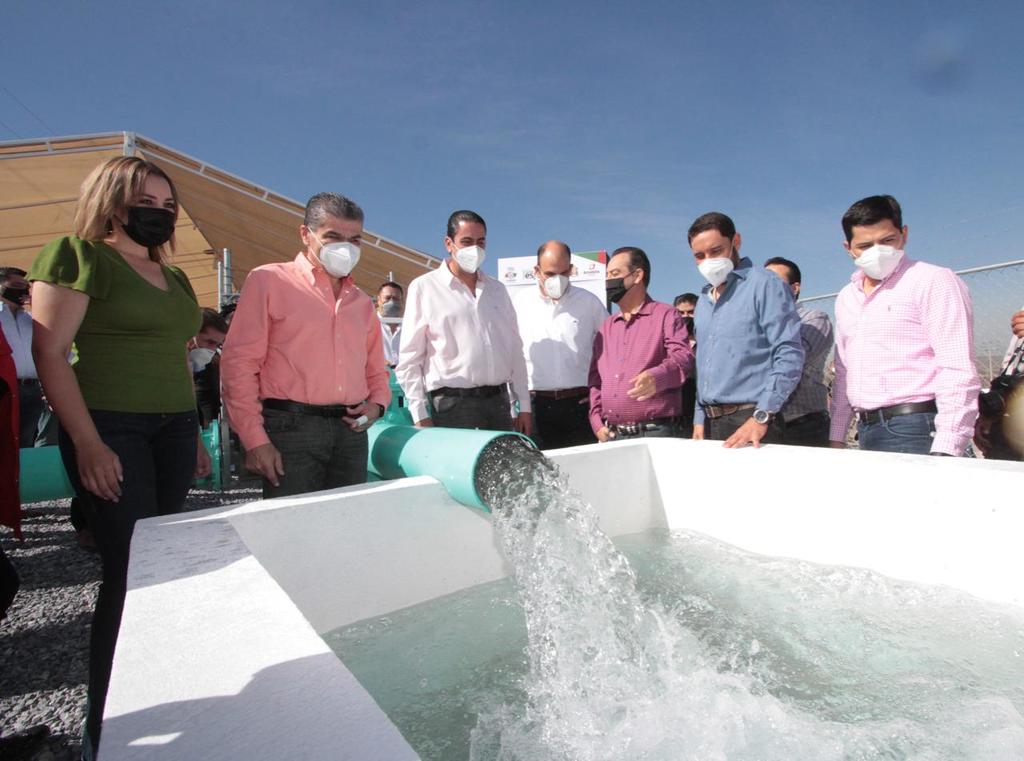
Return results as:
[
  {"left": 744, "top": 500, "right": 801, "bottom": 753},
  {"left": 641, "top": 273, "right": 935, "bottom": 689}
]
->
[
  {"left": 764, "top": 257, "right": 802, "bottom": 286},
  {"left": 536, "top": 240, "right": 571, "bottom": 261},
  {"left": 841, "top": 195, "right": 903, "bottom": 242},
  {"left": 0, "top": 266, "right": 27, "bottom": 281},
  {"left": 687, "top": 212, "right": 736, "bottom": 244},
  {"left": 673, "top": 292, "right": 698, "bottom": 307},
  {"left": 377, "top": 281, "right": 404, "bottom": 295},
  {"left": 199, "top": 307, "right": 229, "bottom": 335},
  {"left": 611, "top": 246, "right": 651, "bottom": 287},
  {"left": 447, "top": 210, "right": 487, "bottom": 240},
  {"left": 303, "top": 192, "right": 364, "bottom": 230}
]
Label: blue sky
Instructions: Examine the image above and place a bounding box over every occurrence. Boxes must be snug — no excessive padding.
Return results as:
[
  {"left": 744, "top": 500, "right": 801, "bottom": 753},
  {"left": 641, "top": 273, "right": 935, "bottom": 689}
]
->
[{"left": 3, "top": 0, "right": 1023, "bottom": 303}]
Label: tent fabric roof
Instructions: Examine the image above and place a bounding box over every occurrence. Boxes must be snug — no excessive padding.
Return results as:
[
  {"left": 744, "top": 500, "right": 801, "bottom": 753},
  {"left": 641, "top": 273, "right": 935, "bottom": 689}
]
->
[{"left": 0, "top": 132, "right": 440, "bottom": 306}]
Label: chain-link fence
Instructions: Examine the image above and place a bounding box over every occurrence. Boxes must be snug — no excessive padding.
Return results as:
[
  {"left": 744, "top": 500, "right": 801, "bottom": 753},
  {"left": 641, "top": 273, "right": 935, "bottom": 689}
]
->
[{"left": 800, "top": 259, "right": 1024, "bottom": 382}]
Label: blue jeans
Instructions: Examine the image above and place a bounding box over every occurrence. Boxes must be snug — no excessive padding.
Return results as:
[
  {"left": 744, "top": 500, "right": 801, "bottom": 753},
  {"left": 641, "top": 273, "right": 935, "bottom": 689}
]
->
[
  {"left": 59, "top": 409, "right": 198, "bottom": 757},
  {"left": 857, "top": 411, "right": 936, "bottom": 455}
]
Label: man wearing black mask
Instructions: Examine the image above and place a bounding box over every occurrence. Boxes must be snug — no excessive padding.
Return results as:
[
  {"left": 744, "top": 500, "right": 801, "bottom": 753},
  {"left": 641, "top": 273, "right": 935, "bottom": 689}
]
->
[
  {"left": 0, "top": 266, "right": 44, "bottom": 446},
  {"left": 588, "top": 247, "right": 694, "bottom": 441}
]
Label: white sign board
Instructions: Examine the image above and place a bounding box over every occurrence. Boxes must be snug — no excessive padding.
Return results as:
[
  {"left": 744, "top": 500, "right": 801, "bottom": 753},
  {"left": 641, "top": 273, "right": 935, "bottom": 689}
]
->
[{"left": 497, "top": 253, "right": 607, "bottom": 304}]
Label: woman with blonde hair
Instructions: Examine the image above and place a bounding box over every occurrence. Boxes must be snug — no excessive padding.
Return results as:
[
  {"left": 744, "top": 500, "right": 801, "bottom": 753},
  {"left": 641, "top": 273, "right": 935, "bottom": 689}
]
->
[{"left": 29, "top": 156, "right": 209, "bottom": 757}]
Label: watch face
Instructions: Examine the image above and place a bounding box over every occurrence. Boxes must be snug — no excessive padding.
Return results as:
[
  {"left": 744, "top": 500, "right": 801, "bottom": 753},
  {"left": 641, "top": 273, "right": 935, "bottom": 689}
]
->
[{"left": 754, "top": 410, "right": 770, "bottom": 424}]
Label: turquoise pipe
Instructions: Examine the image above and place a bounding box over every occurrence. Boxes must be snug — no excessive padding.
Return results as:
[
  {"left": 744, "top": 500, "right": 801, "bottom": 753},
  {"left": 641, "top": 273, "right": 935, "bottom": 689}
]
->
[
  {"left": 367, "top": 422, "right": 534, "bottom": 511},
  {"left": 19, "top": 445, "right": 74, "bottom": 503}
]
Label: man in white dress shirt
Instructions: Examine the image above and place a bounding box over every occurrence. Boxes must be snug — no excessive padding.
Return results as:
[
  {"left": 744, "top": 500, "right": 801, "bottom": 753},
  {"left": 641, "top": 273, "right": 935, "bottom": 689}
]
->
[
  {"left": 397, "top": 210, "right": 532, "bottom": 434},
  {"left": 376, "top": 281, "right": 403, "bottom": 367},
  {"left": 512, "top": 241, "right": 606, "bottom": 448}
]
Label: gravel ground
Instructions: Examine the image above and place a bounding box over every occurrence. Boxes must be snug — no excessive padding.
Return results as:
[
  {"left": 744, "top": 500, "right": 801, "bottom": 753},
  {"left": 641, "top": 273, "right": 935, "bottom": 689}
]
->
[{"left": 0, "top": 483, "right": 261, "bottom": 760}]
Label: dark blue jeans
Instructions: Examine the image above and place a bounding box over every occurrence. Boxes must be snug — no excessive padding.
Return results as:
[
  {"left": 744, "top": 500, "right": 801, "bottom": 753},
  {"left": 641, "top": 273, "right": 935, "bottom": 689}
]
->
[
  {"left": 857, "top": 411, "right": 936, "bottom": 455},
  {"left": 261, "top": 407, "right": 368, "bottom": 498},
  {"left": 59, "top": 409, "right": 198, "bottom": 757}
]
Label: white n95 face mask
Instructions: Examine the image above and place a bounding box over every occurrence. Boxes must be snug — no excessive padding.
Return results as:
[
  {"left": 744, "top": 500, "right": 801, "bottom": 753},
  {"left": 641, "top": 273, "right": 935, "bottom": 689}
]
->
[
  {"left": 188, "top": 347, "right": 216, "bottom": 373},
  {"left": 319, "top": 241, "right": 361, "bottom": 278},
  {"left": 854, "top": 244, "right": 904, "bottom": 281},
  {"left": 543, "top": 274, "right": 569, "bottom": 300},
  {"left": 455, "top": 245, "right": 485, "bottom": 274},
  {"left": 698, "top": 257, "right": 734, "bottom": 287}
]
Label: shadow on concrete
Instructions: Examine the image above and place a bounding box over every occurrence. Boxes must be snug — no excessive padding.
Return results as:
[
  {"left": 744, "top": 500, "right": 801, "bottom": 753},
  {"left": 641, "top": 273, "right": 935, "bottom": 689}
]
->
[{"left": 99, "top": 653, "right": 406, "bottom": 760}]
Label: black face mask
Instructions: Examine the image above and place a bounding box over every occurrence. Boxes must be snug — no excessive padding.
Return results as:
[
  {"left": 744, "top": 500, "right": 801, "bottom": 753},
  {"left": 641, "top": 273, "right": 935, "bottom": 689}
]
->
[
  {"left": 120, "top": 206, "right": 176, "bottom": 248},
  {"left": 0, "top": 285, "right": 29, "bottom": 305},
  {"left": 605, "top": 276, "right": 632, "bottom": 304}
]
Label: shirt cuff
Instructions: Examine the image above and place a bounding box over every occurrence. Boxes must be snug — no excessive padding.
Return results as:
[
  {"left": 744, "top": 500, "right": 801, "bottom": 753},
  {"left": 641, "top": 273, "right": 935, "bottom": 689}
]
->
[
  {"left": 693, "top": 405, "right": 705, "bottom": 425},
  {"left": 930, "top": 431, "right": 963, "bottom": 457},
  {"left": 755, "top": 391, "right": 782, "bottom": 415},
  {"left": 829, "top": 409, "right": 854, "bottom": 442},
  {"left": 238, "top": 426, "right": 270, "bottom": 452},
  {"left": 408, "top": 398, "right": 430, "bottom": 424}
]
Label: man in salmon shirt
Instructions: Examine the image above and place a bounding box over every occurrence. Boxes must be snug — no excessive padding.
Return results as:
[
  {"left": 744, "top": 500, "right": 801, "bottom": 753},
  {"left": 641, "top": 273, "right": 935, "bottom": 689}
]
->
[{"left": 221, "top": 193, "right": 391, "bottom": 497}]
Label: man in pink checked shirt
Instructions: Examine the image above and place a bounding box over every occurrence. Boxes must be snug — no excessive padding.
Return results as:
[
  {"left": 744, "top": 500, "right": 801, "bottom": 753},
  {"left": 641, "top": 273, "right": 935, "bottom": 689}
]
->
[
  {"left": 221, "top": 193, "right": 391, "bottom": 497},
  {"left": 829, "top": 194, "right": 980, "bottom": 456}
]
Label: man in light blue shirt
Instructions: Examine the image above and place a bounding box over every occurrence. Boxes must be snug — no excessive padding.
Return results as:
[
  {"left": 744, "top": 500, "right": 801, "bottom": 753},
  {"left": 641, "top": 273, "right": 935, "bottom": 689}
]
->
[{"left": 688, "top": 212, "right": 804, "bottom": 448}]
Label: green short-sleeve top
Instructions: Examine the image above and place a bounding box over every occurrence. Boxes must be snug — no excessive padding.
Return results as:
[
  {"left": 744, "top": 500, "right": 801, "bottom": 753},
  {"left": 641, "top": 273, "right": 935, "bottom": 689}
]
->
[{"left": 29, "top": 236, "right": 202, "bottom": 413}]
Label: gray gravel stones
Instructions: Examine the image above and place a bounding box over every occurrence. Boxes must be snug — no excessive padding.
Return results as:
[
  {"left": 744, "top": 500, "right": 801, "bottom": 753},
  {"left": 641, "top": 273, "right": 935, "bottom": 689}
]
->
[{"left": 1, "top": 484, "right": 261, "bottom": 760}]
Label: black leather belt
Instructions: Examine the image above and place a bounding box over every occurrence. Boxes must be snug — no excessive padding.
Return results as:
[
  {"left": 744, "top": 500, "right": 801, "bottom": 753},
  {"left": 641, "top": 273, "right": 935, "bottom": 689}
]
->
[
  {"left": 532, "top": 387, "right": 588, "bottom": 400},
  {"left": 429, "top": 385, "right": 503, "bottom": 399},
  {"left": 701, "top": 402, "right": 755, "bottom": 420},
  {"left": 856, "top": 399, "right": 937, "bottom": 425},
  {"left": 262, "top": 398, "right": 353, "bottom": 417},
  {"left": 607, "top": 416, "right": 681, "bottom": 435},
  {"left": 18, "top": 378, "right": 40, "bottom": 387}
]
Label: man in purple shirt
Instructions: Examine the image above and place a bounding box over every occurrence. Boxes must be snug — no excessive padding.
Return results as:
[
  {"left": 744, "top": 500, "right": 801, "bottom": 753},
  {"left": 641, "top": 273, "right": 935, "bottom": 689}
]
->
[{"left": 588, "top": 247, "right": 694, "bottom": 441}]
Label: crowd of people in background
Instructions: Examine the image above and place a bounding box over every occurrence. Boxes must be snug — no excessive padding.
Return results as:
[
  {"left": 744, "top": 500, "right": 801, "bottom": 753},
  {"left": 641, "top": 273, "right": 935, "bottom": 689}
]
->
[{"left": 1, "top": 156, "right": 1023, "bottom": 757}]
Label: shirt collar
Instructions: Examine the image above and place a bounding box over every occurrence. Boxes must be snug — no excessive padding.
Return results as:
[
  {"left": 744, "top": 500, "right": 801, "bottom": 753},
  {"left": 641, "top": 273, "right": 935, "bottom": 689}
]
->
[
  {"left": 613, "top": 294, "right": 655, "bottom": 321},
  {"left": 700, "top": 256, "right": 752, "bottom": 295},
  {"left": 441, "top": 259, "right": 490, "bottom": 290},
  {"left": 294, "top": 251, "right": 353, "bottom": 289},
  {"left": 847, "top": 253, "right": 913, "bottom": 286}
]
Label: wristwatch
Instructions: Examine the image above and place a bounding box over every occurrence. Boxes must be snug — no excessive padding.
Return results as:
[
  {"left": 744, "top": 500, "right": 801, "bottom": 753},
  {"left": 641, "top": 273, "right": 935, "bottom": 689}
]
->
[{"left": 752, "top": 409, "right": 774, "bottom": 425}]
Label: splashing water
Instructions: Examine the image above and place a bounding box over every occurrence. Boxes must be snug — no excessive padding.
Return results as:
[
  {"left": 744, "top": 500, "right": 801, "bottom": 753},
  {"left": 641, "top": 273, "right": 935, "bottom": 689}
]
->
[{"left": 467, "top": 440, "right": 1024, "bottom": 760}]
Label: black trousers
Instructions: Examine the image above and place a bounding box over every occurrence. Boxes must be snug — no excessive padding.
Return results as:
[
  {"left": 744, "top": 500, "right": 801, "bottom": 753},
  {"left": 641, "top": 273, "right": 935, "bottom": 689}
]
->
[
  {"left": 782, "top": 410, "right": 831, "bottom": 447},
  {"left": 261, "top": 407, "right": 369, "bottom": 498},
  {"left": 59, "top": 409, "right": 198, "bottom": 756},
  {"left": 704, "top": 407, "right": 784, "bottom": 443},
  {"left": 531, "top": 394, "right": 595, "bottom": 449},
  {"left": 430, "top": 388, "right": 513, "bottom": 431}
]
